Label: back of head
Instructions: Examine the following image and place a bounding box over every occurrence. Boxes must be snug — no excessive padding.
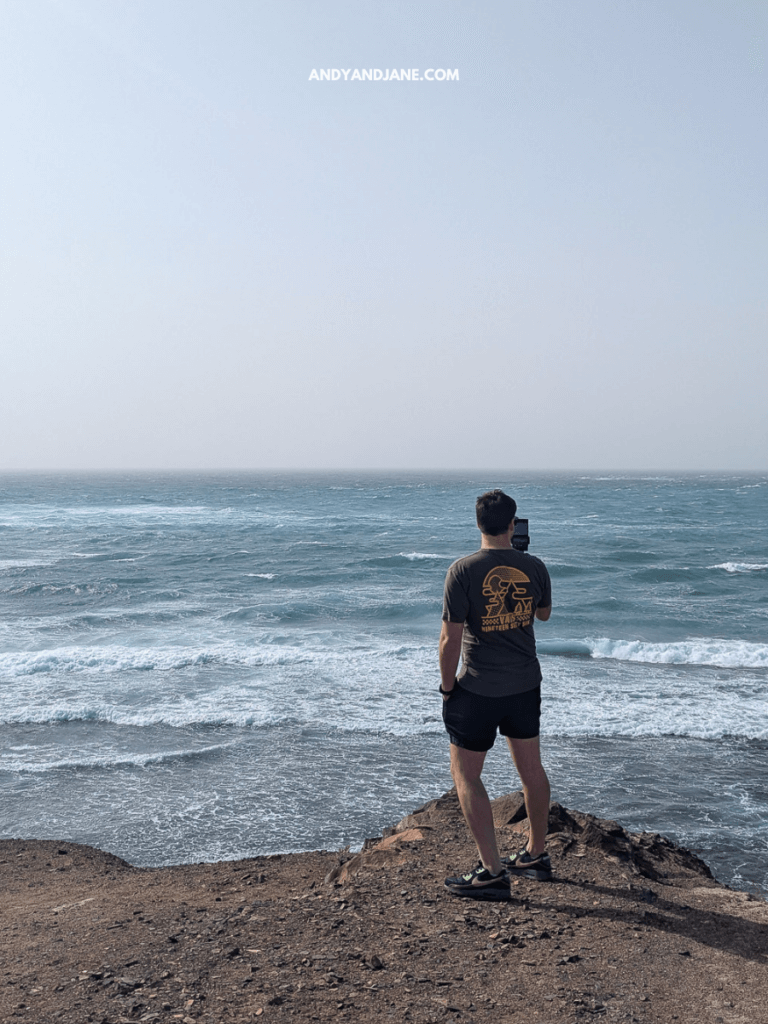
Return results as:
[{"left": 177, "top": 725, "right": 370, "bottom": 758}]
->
[{"left": 475, "top": 489, "right": 517, "bottom": 536}]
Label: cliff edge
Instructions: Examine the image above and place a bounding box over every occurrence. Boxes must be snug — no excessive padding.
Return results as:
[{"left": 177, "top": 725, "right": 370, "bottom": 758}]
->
[{"left": 2, "top": 791, "right": 766, "bottom": 1024}]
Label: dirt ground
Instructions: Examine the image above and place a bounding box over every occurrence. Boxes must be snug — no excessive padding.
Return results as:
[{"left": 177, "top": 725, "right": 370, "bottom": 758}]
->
[{"left": 2, "top": 790, "right": 767, "bottom": 1024}]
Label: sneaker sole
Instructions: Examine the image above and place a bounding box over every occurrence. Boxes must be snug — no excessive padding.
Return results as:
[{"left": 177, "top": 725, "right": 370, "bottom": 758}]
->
[
  {"left": 444, "top": 883, "right": 511, "bottom": 901},
  {"left": 507, "top": 867, "right": 553, "bottom": 881}
]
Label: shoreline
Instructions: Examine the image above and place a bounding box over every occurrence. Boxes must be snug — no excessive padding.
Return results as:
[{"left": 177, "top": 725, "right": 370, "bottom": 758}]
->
[{"left": 2, "top": 791, "right": 767, "bottom": 1024}]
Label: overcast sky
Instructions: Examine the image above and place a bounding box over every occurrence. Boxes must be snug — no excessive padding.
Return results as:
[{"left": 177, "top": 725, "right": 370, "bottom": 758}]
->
[{"left": 2, "top": 0, "right": 766, "bottom": 471}]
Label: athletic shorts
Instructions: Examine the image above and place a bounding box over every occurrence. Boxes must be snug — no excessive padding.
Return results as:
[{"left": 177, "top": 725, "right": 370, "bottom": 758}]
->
[{"left": 442, "top": 682, "right": 541, "bottom": 752}]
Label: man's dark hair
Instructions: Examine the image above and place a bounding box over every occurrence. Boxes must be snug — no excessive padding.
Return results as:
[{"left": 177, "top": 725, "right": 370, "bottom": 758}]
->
[{"left": 476, "top": 489, "right": 517, "bottom": 536}]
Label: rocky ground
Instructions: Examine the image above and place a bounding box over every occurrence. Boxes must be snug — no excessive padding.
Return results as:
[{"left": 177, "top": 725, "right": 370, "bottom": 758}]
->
[{"left": 2, "top": 790, "right": 767, "bottom": 1024}]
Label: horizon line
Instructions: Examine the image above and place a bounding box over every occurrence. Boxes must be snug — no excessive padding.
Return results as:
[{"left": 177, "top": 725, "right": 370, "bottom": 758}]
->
[{"left": 0, "top": 467, "right": 765, "bottom": 476}]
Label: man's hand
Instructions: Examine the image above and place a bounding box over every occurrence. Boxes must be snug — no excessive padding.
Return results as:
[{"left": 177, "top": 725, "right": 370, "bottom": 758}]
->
[{"left": 439, "top": 620, "right": 463, "bottom": 697}]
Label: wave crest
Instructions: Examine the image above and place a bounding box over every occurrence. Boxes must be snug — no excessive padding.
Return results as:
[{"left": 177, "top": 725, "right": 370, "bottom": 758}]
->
[
  {"left": 397, "top": 552, "right": 446, "bottom": 561},
  {"left": 540, "top": 637, "right": 768, "bottom": 669},
  {"left": 709, "top": 562, "right": 768, "bottom": 574}
]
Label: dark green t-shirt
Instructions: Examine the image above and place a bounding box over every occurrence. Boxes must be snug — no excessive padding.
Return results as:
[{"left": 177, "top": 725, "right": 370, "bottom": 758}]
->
[{"left": 442, "top": 548, "right": 551, "bottom": 697}]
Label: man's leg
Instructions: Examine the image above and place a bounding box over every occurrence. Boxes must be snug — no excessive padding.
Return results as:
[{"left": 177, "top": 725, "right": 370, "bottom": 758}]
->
[
  {"left": 449, "top": 743, "right": 502, "bottom": 875},
  {"left": 506, "top": 736, "right": 550, "bottom": 856}
]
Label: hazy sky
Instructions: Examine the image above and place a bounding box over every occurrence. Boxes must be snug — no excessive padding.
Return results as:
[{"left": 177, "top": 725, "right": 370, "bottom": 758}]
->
[{"left": 2, "top": 0, "right": 766, "bottom": 471}]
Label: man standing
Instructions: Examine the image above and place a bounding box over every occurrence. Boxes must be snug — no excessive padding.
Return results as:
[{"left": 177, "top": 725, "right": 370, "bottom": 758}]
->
[{"left": 440, "top": 489, "right": 552, "bottom": 900}]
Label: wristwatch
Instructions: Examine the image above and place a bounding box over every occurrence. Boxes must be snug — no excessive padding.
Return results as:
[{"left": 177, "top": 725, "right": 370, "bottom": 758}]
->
[{"left": 438, "top": 681, "right": 455, "bottom": 696}]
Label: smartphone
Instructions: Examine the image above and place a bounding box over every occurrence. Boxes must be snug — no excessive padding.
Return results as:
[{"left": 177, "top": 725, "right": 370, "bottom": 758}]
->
[{"left": 512, "top": 517, "right": 530, "bottom": 552}]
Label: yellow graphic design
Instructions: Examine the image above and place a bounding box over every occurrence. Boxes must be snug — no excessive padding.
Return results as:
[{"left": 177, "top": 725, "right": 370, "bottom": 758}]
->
[{"left": 481, "top": 567, "right": 533, "bottom": 633}]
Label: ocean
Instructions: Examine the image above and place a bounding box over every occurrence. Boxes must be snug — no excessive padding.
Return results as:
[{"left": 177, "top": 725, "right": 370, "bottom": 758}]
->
[{"left": 1, "top": 472, "right": 766, "bottom": 893}]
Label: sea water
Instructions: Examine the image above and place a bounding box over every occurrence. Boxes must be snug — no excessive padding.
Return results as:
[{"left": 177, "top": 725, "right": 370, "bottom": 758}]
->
[{"left": 1, "top": 473, "right": 766, "bottom": 892}]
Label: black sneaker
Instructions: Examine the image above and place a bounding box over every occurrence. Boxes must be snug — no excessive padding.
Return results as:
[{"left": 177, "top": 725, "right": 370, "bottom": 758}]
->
[
  {"left": 444, "top": 862, "right": 511, "bottom": 901},
  {"left": 503, "top": 848, "right": 553, "bottom": 881}
]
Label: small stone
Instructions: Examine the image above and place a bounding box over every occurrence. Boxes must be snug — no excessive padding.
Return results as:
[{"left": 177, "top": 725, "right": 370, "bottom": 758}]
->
[
  {"left": 115, "top": 976, "right": 141, "bottom": 994},
  {"left": 369, "top": 955, "right": 384, "bottom": 970}
]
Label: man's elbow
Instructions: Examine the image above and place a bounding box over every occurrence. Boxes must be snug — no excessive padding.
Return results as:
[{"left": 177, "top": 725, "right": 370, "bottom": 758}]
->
[
  {"left": 535, "top": 605, "right": 552, "bottom": 622},
  {"left": 441, "top": 636, "right": 463, "bottom": 659}
]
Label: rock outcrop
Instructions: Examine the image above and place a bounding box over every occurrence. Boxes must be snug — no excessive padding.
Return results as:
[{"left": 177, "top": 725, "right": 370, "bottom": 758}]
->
[{"left": 328, "top": 788, "right": 713, "bottom": 887}]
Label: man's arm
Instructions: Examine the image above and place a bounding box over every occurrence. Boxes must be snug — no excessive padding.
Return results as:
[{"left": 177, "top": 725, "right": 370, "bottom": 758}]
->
[
  {"left": 535, "top": 604, "right": 551, "bottom": 622},
  {"left": 439, "top": 620, "right": 464, "bottom": 696}
]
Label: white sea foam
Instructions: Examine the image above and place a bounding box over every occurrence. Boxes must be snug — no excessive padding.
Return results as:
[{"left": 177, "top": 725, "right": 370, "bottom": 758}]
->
[
  {"left": 397, "top": 552, "right": 446, "bottom": 561},
  {"left": 2, "top": 639, "right": 766, "bottom": 743},
  {"left": 709, "top": 562, "right": 768, "bottom": 574},
  {"left": 66, "top": 505, "right": 213, "bottom": 517},
  {"left": 2, "top": 633, "right": 767, "bottom": 735},
  {"left": 0, "top": 559, "right": 57, "bottom": 570},
  {"left": 1, "top": 704, "right": 307, "bottom": 730},
  {"left": 1, "top": 742, "right": 237, "bottom": 774},
  {"left": 540, "top": 637, "right": 768, "bottom": 669},
  {"left": 0, "top": 639, "right": 438, "bottom": 730},
  {"left": 540, "top": 656, "right": 768, "bottom": 740},
  {"left": 245, "top": 573, "right": 277, "bottom": 579},
  {"left": 0, "top": 642, "right": 316, "bottom": 677}
]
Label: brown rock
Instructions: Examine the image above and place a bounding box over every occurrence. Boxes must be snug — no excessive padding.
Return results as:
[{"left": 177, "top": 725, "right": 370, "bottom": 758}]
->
[
  {"left": 325, "top": 829, "right": 425, "bottom": 883},
  {"left": 391, "top": 788, "right": 462, "bottom": 832},
  {"left": 490, "top": 790, "right": 527, "bottom": 826},
  {"left": 544, "top": 803, "right": 714, "bottom": 881},
  {"left": 376, "top": 828, "right": 424, "bottom": 849}
]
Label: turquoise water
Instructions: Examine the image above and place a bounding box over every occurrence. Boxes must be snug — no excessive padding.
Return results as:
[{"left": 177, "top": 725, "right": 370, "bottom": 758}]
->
[{"left": 1, "top": 472, "right": 766, "bottom": 890}]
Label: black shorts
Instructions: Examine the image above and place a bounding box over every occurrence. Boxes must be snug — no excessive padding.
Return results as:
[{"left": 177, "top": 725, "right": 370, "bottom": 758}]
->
[{"left": 442, "top": 682, "right": 541, "bottom": 752}]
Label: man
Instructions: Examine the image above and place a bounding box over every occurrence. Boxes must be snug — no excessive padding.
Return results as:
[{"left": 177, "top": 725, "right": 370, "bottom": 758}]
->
[{"left": 440, "top": 489, "right": 552, "bottom": 900}]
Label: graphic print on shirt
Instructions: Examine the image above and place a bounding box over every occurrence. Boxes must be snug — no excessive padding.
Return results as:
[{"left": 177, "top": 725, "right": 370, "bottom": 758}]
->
[{"left": 481, "top": 566, "right": 533, "bottom": 633}]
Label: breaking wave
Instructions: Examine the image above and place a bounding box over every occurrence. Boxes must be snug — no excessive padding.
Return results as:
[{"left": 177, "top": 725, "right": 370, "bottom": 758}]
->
[
  {"left": 539, "top": 637, "right": 768, "bottom": 669},
  {"left": 709, "top": 562, "right": 768, "bottom": 574},
  {"left": 1, "top": 742, "right": 237, "bottom": 774},
  {"left": 0, "top": 643, "right": 323, "bottom": 677},
  {"left": 397, "top": 552, "right": 446, "bottom": 561}
]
